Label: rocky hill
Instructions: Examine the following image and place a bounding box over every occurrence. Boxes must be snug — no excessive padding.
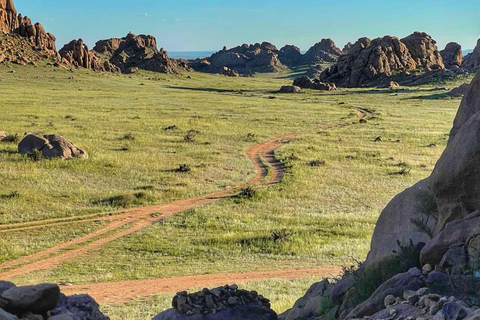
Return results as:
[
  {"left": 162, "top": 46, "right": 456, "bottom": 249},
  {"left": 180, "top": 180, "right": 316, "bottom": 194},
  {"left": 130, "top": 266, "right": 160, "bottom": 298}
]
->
[
  {"left": 319, "top": 32, "right": 468, "bottom": 87},
  {"left": 280, "top": 70, "right": 480, "bottom": 320},
  {"left": 302, "top": 38, "right": 343, "bottom": 64}
]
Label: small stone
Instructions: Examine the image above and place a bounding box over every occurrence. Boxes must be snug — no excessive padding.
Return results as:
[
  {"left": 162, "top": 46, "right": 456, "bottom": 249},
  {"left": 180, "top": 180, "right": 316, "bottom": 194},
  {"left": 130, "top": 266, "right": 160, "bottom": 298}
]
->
[
  {"left": 423, "top": 264, "right": 433, "bottom": 274},
  {"left": 385, "top": 295, "right": 396, "bottom": 308},
  {"left": 229, "top": 284, "right": 238, "bottom": 290}
]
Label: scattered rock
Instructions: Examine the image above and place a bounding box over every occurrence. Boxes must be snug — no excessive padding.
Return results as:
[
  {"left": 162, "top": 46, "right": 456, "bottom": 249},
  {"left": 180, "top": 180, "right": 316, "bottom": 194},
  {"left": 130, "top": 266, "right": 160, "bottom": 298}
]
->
[
  {"left": 219, "top": 66, "right": 239, "bottom": 77},
  {"left": 18, "top": 133, "right": 88, "bottom": 160},
  {"left": 293, "top": 76, "right": 336, "bottom": 91},
  {"left": 279, "top": 85, "right": 301, "bottom": 93},
  {"left": 1, "top": 283, "right": 60, "bottom": 314}
]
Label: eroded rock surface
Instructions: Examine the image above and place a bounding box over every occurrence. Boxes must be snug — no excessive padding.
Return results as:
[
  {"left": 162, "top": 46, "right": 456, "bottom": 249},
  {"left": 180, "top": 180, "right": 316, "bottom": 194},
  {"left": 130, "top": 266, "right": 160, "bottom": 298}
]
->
[{"left": 18, "top": 133, "right": 87, "bottom": 160}]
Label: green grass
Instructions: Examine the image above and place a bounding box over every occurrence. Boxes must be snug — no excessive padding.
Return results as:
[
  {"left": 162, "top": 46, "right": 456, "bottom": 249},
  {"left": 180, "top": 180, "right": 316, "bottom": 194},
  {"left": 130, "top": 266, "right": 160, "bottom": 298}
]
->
[{"left": 0, "top": 61, "right": 473, "bottom": 318}]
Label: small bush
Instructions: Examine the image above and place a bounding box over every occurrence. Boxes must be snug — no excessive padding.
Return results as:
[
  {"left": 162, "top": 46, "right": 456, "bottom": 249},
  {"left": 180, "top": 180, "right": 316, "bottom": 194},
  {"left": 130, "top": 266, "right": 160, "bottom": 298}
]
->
[
  {"left": 1, "top": 133, "right": 19, "bottom": 143},
  {"left": 184, "top": 130, "right": 199, "bottom": 142},
  {"left": 176, "top": 164, "right": 191, "bottom": 173},
  {"left": 389, "top": 168, "right": 411, "bottom": 176},
  {"left": 410, "top": 190, "right": 438, "bottom": 239},
  {"left": 285, "top": 153, "right": 299, "bottom": 161},
  {"left": 309, "top": 159, "right": 326, "bottom": 167},
  {"left": 246, "top": 133, "right": 257, "bottom": 142},
  {"left": 0, "top": 191, "right": 20, "bottom": 199},
  {"left": 272, "top": 229, "right": 292, "bottom": 242},
  {"left": 93, "top": 192, "right": 153, "bottom": 208},
  {"left": 238, "top": 187, "right": 256, "bottom": 199},
  {"left": 122, "top": 133, "right": 135, "bottom": 140},
  {"left": 29, "top": 149, "right": 43, "bottom": 162},
  {"left": 164, "top": 125, "right": 178, "bottom": 131}
]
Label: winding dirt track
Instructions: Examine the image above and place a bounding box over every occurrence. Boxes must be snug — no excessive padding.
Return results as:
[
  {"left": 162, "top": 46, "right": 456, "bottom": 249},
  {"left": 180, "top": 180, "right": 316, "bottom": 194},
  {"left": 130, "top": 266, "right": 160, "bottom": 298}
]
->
[{"left": 0, "top": 108, "right": 370, "bottom": 298}]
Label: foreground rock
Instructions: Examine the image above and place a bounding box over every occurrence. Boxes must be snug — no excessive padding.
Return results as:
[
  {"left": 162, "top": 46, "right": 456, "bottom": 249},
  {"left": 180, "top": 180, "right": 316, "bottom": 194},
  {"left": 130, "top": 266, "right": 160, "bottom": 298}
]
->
[
  {"left": 447, "top": 83, "right": 470, "bottom": 97},
  {"left": 279, "top": 85, "right": 301, "bottom": 93},
  {"left": 293, "top": 76, "right": 337, "bottom": 91},
  {"left": 18, "top": 133, "right": 88, "bottom": 160},
  {"left": 0, "top": 281, "right": 109, "bottom": 320},
  {"left": 153, "top": 285, "right": 277, "bottom": 320}
]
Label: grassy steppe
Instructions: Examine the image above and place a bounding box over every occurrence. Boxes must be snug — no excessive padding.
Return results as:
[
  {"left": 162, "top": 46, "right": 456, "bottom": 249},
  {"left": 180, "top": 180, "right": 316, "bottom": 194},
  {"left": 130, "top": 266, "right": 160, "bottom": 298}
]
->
[{"left": 0, "top": 62, "right": 471, "bottom": 318}]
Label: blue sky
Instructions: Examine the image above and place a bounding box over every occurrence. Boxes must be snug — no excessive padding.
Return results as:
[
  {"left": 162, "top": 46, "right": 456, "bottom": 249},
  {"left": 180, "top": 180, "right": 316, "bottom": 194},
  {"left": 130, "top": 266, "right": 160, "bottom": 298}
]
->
[{"left": 15, "top": 0, "right": 480, "bottom": 52}]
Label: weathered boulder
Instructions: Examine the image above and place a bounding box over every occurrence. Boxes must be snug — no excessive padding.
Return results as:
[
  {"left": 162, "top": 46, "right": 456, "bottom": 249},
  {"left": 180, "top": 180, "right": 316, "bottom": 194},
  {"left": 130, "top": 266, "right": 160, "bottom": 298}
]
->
[
  {"left": 400, "top": 32, "right": 444, "bottom": 70},
  {"left": 346, "top": 268, "right": 425, "bottom": 319},
  {"left": 1, "top": 283, "right": 60, "bottom": 314},
  {"left": 18, "top": 133, "right": 88, "bottom": 160},
  {"left": 59, "top": 39, "right": 120, "bottom": 72},
  {"left": 447, "top": 83, "right": 470, "bottom": 97},
  {"left": 462, "top": 39, "right": 480, "bottom": 70},
  {"left": 49, "top": 294, "right": 110, "bottom": 320},
  {"left": 441, "top": 42, "right": 463, "bottom": 69},
  {"left": 293, "top": 76, "right": 336, "bottom": 91},
  {"left": 420, "top": 211, "right": 480, "bottom": 265},
  {"left": 303, "top": 38, "right": 342, "bottom": 63},
  {"left": 365, "top": 179, "right": 435, "bottom": 267},
  {"left": 278, "top": 45, "right": 302, "bottom": 66},
  {"left": 279, "top": 85, "right": 301, "bottom": 93}
]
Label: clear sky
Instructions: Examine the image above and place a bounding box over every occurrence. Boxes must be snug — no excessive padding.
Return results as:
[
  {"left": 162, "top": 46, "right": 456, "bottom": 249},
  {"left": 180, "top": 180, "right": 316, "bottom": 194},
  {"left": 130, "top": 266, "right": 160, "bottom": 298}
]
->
[{"left": 15, "top": 0, "right": 480, "bottom": 52}]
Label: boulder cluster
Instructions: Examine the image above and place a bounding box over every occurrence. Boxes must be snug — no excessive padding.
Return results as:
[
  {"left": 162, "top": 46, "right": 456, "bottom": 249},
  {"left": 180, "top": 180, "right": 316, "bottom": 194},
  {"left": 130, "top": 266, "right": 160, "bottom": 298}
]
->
[
  {"left": 190, "top": 38, "right": 344, "bottom": 76},
  {"left": 153, "top": 285, "right": 277, "bottom": 320},
  {"left": 320, "top": 32, "right": 472, "bottom": 87},
  {"left": 18, "top": 133, "right": 87, "bottom": 160},
  {"left": 0, "top": 281, "right": 109, "bottom": 320},
  {"left": 292, "top": 76, "right": 337, "bottom": 91},
  {"left": 280, "top": 70, "right": 480, "bottom": 320}
]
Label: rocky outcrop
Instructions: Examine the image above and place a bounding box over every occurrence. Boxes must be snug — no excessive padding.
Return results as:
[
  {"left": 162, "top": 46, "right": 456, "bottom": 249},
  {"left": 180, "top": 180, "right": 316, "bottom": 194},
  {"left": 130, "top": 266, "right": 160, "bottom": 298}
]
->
[
  {"left": 0, "top": 281, "right": 109, "bottom": 320},
  {"left": 0, "top": 0, "right": 58, "bottom": 60},
  {"left": 462, "top": 39, "right": 480, "bottom": 70},
  {"left": 18, "top": 133, "right": 88, "bottom": 160},
  {"left": 278, "top": 45, "right": 302, "bottom": 66},
  {"left": 320, "top": 36, "right": 416, "bottom": 87},
  {"left": 400, "top": 32, "right": 444, "bottom": 70},
  {"left": 191, "top": 42, "right": 284, "bottom": 75},
  {"left": 219, "top": 66, "right": 239, "bottom": 77},
  {"left": 91, "top": 32, "right": 182, "bottom": 74},
  {"left": 59, "top": 39, "right": 120, "bottom": 72},
  {"left": 343, "top": 42, "right": 353, "bottom": 53},
  {"left": 153, "top": 285, "right": 276, "bottom": 320},
  {"left": 293, "top": 76, "right": 337, "bottom": 91},
  {"left": 303, "top": 38, "right": 342, "bottom": 64},
  {"left": 319, "top": 32, "right": 457, "bottom": 87},
  {"left": 440, "top": 42, "right": 463, "bottom": 69}
]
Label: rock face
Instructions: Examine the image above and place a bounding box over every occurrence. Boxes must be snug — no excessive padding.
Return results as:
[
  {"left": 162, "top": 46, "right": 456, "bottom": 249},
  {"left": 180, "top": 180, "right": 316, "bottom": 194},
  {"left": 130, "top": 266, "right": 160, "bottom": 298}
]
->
[
  {"left": 320, "top": 32, "right": 453, "bottom": 87},
  {"left": 59, "top": 39, "right": 120, "bottom": 72},
  {"left": 293, "top": 76, "right": 337, "bottom": 91},
  {"left": 400, "top": 32, "right": 444, "bottom": 70},
  {"left": 0, "top": 0, "right": 58, "bottom": 60},
  {"left": 18, "top": 133, "right": 88, "bottom": 160},
  {"left": 191, "top": 42, "right": 284, "bottom": 75},
  {"left": 462, "top": 39, "right": 480, "bottom": 70},
  {"left": 153, "top": 285, "right": 277, "bottom": 320},
  {"left": 303, "top": 38, "right": 342, "bottom": 64},
  {"left": 0, "top": 282, "right": 109, "bottom": 320},
  {"left": 440, "top": 42, "right": 463, "bottom": 69},
  {"left": 91, "top": 32, "right": 182, "bottom": 74},
  {"left": 365, "top": 179, "right": 435, "bottom": 267}
]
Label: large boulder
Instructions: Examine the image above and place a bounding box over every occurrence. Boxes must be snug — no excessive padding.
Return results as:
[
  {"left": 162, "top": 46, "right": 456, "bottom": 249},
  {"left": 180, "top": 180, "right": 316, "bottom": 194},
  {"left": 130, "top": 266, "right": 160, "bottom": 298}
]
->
[
  {"left": 303, "top": 38, "right": 342, "bottom": 64},
  {"left": 440, "top": 42, "right": 463, "bottom": 69},
  {"left": 364, "top": 179, "right": 435, "bottom": 267},
  {"left": 278, "top": 45, "right": 302, "bottom": 66},
  {"left": 1, "top": 283, "right": 60, "bottom": 314},
  {"left": 153, "top": 305, "right": 277, "bottom": 320},
  {"left": 420, "top": 211, "right": 480, "bottom": 265},
  {"left": 346, "top": 268, "right": 425, "bottom": 319},
  {"left": 18, "top": 133, "right": 88, "bottom": 160},
  {"left": 400, "top": 32, "right": 444, "bottom": 70},
  {"left": 462, "top": 39, "right": 480, "bottom": 70}
]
